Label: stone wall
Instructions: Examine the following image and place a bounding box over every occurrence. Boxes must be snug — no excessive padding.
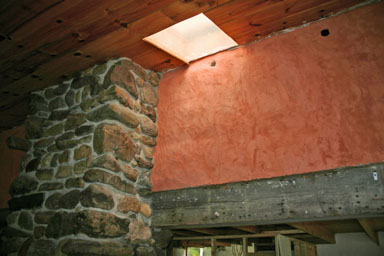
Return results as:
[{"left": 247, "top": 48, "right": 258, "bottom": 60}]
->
[{"left": 0, "top": 58, "right": 167, "bottom": 255}]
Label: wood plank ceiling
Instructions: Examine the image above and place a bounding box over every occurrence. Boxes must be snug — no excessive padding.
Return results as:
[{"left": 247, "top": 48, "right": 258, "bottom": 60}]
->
[{"left": 0, "top": 0, "right": 368, "bottom": 130}]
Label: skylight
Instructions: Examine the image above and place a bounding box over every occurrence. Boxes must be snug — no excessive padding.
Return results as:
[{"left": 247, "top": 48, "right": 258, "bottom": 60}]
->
[{"left": 143, "top": 13, "right": 238, "bottom": 64}]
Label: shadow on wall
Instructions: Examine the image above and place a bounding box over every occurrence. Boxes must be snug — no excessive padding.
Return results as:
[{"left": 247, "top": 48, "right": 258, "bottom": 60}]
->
[
  {"left": 317, "top": 232, "right": 384, "bottom": 256},
  {"left": 0, "top": 125, "right": 25, "bottom": 209}
]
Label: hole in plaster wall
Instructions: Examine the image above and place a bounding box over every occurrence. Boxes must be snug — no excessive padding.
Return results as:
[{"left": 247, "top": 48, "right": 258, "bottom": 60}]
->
[{"left": 321, "top": 29, "right": 330, "bottom": 37}]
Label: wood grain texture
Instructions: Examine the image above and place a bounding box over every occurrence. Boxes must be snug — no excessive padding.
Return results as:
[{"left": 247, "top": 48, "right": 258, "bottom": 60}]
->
[
  {"left": 152, "top": 163, "right": 384, "bottom": 228},
  {"left": 0, "top": 0, "right": 373, "bottom": 130}
]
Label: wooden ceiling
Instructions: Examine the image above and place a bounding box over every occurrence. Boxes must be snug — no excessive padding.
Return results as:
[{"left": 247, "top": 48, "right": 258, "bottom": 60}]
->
[{"left": 0, "top": 0, "right": 369, "bottom": 130}]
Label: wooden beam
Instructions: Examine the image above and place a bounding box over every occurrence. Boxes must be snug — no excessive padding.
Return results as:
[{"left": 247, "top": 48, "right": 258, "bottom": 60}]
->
[
  {"left": 153, "top": 163, "right": 384, "bottom": 228},
  {"left": 174, "top": 230, "right": 306, "bottom": 240},
  {"left": 211, "top": 238, "right": 217, "bottom": 256},
  {"left": 289, "top": 222, "right": 336, "bottom": 244},
  {"left": 358, "top": 218, "right": 380, "bottom": 245},
  {"left": 234, "top": 226, "right": 259, "bottom": 233}
]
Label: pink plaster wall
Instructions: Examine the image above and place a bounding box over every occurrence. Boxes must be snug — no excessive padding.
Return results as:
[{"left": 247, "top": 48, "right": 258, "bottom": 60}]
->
[
  {"left": 152, "top": 2, "right": 384, "bottom": 191},
  {"left": 0, "top": 126, "right": 25, "bottom": 208}
]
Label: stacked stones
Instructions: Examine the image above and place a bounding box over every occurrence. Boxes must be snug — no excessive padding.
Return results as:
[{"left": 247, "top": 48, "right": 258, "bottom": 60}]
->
[{"left": 1, "top": 58, "right": 162, "bottom": 255}]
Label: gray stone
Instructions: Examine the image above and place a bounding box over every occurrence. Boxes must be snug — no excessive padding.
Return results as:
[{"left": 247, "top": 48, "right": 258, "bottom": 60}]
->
[
  {"left": 135, "top": 155, "right": 153, "bottom": 169},
  {"left": 75, "top": 125, "right": 94, "bottom": 136},
  {"left": 129, "top": 218, "right": 151, "bottom": 243},
  {"left": 59, "top": 150, "right": 70, "bottom": 163},
  {"left": 80, "top": 184, "right": 114, "bottom": 210},
  {"left": 49, "top": 110, "right": 70, "bottom": 120},
  {"left": 26, "top": 158, "right": 40, "bottom": 172},
  {"left": 2, "top": 227, "right": 32, "bottom": 238},
  {"left": 56, "top": 166, "right": 72, "bottom": 178},
  {"left": 9, "top": 175, "right": 38, "bottom": 196},
  {"left": 44, "top": 87, "right": 56, "bottom": 99},
  {"left": 74, "top": 145, "right": 92, "bottom": 160},
  {"left": 104, "top": 64, "right": 138, "bottom": 98},
  {"left": 6, "top": 136, "right": 31, "bottom": 151},
  {"left": 141, "top": 104, "right": 157, "bottom": 122},
  {"left": 55, "top": 83, "right": 70, "bottom": 95},
  {"left": 78, "top": 135, "right": 92, "bottom": 144},
  {"left": 140, "top": 115, "right": 158, "bottom": 137},
  {"left": 61, "top": 239, "right": 134, "bottom": 256},
  {"left": 97, "top": 85, "right": 135, "bottom": 109},
  {"left": 65, "top": 89, "right": 76, "bottom": 106},
  {"left": 43, "top": 123, "right": 64, "bottom": 137},
  {"left": 33, "top": 149, "right": 47, "bottom": 157},
  {"left": 87, "top": 103, "right": 139, "bottom": 128},
  {"left": 82, "top": 84, "right": 91, "bottom": 100},
  {"left": 49, "top": 96, "right": 66, "bottom": 111},
  {"left": 50, "top": 153, "right": 59, "bottom": 167},
  {"left": 45, "top": 193, "right": 62, "bottom": 210},
  {"left": 136, "top": 246, "right": 155, "bottom": 256},
  {"left": 35, "top": 169, "right": 53, "bottom": 180},
  {"left": 140, "top": 135, "right": 157, "bottom": 147},
  {"left": 18, "top": 212, "right": 33, "bottom": 231},
  {"left": 8, "top": 193, "right": 44, "bottom": 211},
  {"left": 34, "top": 211, "right": 55, "bottom": 224},
  {"left": 56, "top": 139, "right": 78, "bottom": 150},
  {"left": 77, "top": 210, "right": 130, "bottom": 238},
  {"left": 6, "top": 211, "right": 19, "bottom": 226},
  {"left": 59, "top": 190, "right": 81, "bottom": 209},
  {"left": 116, "top": 195, "right": 140, "bottom": 214},
  {"left": 23, "top": 239, "right": 56, "bottom": 256},
  {"left": 80, "top": 98, "right": 99, "bottom": 112},
  {"left": 84, "top": 169, "right": 136, "bottom": 194},
  {"left": 71, "top": 76, "right": 98, "bottom": 90},
  {"left": 74, "top": 160, "right": 88, "bottom": 174},
  {"left": 65, "top": 177, "right": 85, "bottom": 188},
  {"left": 39, "top": 182, "right": 64, "bottom": 191},
  {"left": 34, "top": 137, "right": 55, "bottom": 148},
  {"left": 93, "top": 63, "right": 108, "bottom": 76},
  {"left": 134, "top": 63, "right": 149, "bottom": 81},
  {"left": 93, "top": 123, "right": 136, "bottom": 162},
  {"left": 65, "top": 113, "right": 87, "bottom": 130},
  {"left": 152, "top": 228, "right": 173, "bottom": 248},
  {"left": 90, "top": 154, "right": 138, "bottom": 182},
  {"left": 25, "top": 116, "right": 44, "bottom": 139},
  {"left": 33, "top": 226, "right": 46, "bottom": 239},
  {"left": 46, "top": 212, "right": 79, "bottom": 238},
  {"left": 149, "top": 71, "right": 161, "bottom": 86},
  {"left": 140, "top": 83, "right": 158, "bottom": 106}
]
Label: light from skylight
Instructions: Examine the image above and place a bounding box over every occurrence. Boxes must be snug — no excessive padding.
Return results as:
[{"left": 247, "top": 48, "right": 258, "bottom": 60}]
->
[{"left": 143, "top": 13, "right": 238, "bottom": 64}]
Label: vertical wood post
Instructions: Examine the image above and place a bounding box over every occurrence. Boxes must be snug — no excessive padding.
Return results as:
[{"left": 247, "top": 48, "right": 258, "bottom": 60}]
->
[
  {"left": 211, "top": 238, "right": 217, "bottom": 256},
  {"left": 242, "top": 237, "right": 248, "bottom": 256}
]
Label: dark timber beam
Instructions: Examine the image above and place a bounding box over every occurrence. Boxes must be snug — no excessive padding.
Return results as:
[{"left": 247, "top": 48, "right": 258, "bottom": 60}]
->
[
  {"left": 152, "top": 163, "right": 384, "bottom": 229},
  {"left": 358, "top": 218, "right": 380, "bottom": 245},
  {"left": 289, "top": 222, "right": 336, "bottom": 243}
]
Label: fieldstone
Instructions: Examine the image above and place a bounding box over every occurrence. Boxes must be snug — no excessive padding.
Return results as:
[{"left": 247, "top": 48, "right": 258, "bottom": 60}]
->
[
  {"left": 74, "top": 145, "right": 92, "bottom": 160},
  {"left": 116, "top": 196, "right": 140, "bottom": 213},
  {"left": 80, "top": 98, "right": 99, "bottom": 112},
  {"left": 75, "top": 125, "right": 94, "bottom": 136},
  {"left": 46, "top": 192, "right": 63, "bottom": 210},
  {"left": 2, "top": 226, "right": 32, "bottom": 238},
  {"left": 120, "top": 59, "right": 134, "bottom": 70},
  {"left": 35, "top": 169, "right": 53, "bottom": 180},
  {"left": 46, "top": 212, "right": 79, "bottom": 238},
  {"left": 129, "top": 218, "right": 151, "bottom": 243},
  {"left": 84, "top": 169, "right": 136, "bottom": 194},
  {"left": 78, "top": 135, "right": 92, "bottom": 144},
  {"left": 82, "top": 84, "right": 91, "bottom": 100},
  {"left": 136, "top": 246, "right": 155, "bottom": 256},
  {"left": 76, "top": 90, "right": 82, "bottom": 104},
  {"left": 0, "top": 238, "right": 25, "bottom": 254},
  {"left": 50, "top": 153, "right": 59, "bottom": 167},
  {"left": 93, "top": 63, "right": 108, "bottom": 76},
  {"left": 65, "top": 177, "right": 85, "bottom": 188},
  {"left": 34, "top": 137, "right": 55, "bottom": 148},
  {"left": 65, "top": 113, "right": 87, "bottom": 130},
  {"left": 135, "top": 155, "right": 153, "bottom": 169},
  {"left": 16, "top": 238, "right": 33, "bottom": 256},
  {"left": 149, "top": 71, "right": 161, "bottom": 86},
  {"left": 6, "top": 211, "right": 19, "bottom": 225},
  {"left": 34, "top": 211, "right": 55, "bottom": 224},
  {"left": 44, "top": 87, "right": 56, "bottom": 99},
  {"left": 9, "top": 175, "right": 38, "bottom": 196},
  {"left": 122, "top": 164, "right": 139, "bottom": 182},
  {"left": 152, "top": 228, "right": 173, "bottom": 248},
  {"left": 140, "top": 203, "right": 152, "bottom": 217},
  {"left": 49, "top": 110, "right": 70, "bottom": 120},
  {"left": 57, "top": 131, "right": 75, "bottom": 141},
  {"left": 59, "top": 150, "right": 70, "bottom": 163},
  {"left": 140, "top": 115, "right": 158, "bottom": 137},
  {"left": 71, "top": 75, "right": 98, "bottom": 90},
  {"left": 33, "top": 149, "right": 47, "bottom": 157},
  {"left": 61, "top": 239, "right": 134, "bottom": 256},
  {"left": 97, "top": 85, "right": 135, "bottom": 109},
  {"left": 49, "top": 96, "right": 66, "bottom": 111},
  {"left": 40, "top": 154, "right": 54, "bottom": 168},
  {"left": 56, "top": 139, "right": 78, "bottom": 150},
  {"left": 65, "top": 89, "right": 76, "bottom": 106},
  {"left": 26, "top": 158, "right": 40, "bottom": 172},
  {"left": 87, "top": 103, "right": 139, "bottom": 128},
  {"left": 39, "top": 182, "right": 64, "bottom": 191},
  {"left": 140, "top": 135, "right": 157, "bottom": 146},
  {"left": 140, "top": 83, "right": 158, "bottom": 106},
  {"left": 43, "top": 123, "right": 64, "bottom": 137},
  {"left": 134, "top": 64, "right": 148, "bottom": 81},
  {"left": 47, "top": 144, "right": 59, "bottom": 152},
  {"left": 90, "top": 154, "right": 121, "bottom": 172},
  {"left": 19, "top": 154, "right": 32, "bottom": 173},
  {"left": 25, "top": 116, "right": 44, "bottom": 139},
  {"left": 55, "top": 83, "right": 70, "bottom": 95},
  {"left": 18, "top": 212, "right": 33, "bottom": 231},
  {"left": 104, "top": 65, "right": 138, "bottom": 98},
  {"left": 80, "top": 184, "right": 114, "bottom": 210},
  {"left": 143, "top": 146, "right": 153, "bottom": 159},
  {"left": 33, "top": 226, "right": 46, "bottom": 239},
  {"left": 21, "top": 239, "right": 56, "bottom": 255},
  {"left": 77, "top": 210, "right": 130, "bottom": 238},
  {"left": 74, "top": 160, "right": 88, "bottom": 174},
  {"left": 29, "top": 93, "right": 47, "bottom": 108},
  {"left": 93, "top": 123, "right": 136, "bottom": 162},
  {"left": 59, "top": 190, "right": 81, "bottom": 209},
  {"left": 8, "top": 193, "right": 44, "bottom": 210},
  {"left": 6, "top": 136, "right": 31, "bottom": 151},
  {"left": 56, "top": 166, "right": 72, "bottom": 178},
  {"left": 141, "top": 104, "right": 157, "bottom": 122},
  {"left": 137, "top": 187, "right": 152, "bottom": 197}
]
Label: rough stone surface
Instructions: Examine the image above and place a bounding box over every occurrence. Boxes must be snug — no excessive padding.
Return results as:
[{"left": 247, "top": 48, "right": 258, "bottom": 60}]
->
[
  {"left": 140, "top": 84, "right": 158, "bottom": 106},
  {"left": 149, "top": 71, "right": 161, "bottom": 86},
  {"left": 65, "top": 113, "right": 87, "bottom": 130},
  {"left": 46, "top": 212, "right": 79, "bottom": 238},
  {"left": 59, "top": 190, "right": 81, "bottom": 209},
  {"left": 45, "top": 193, "right": 62, "bottom": 210},
  {"left": 8, "top": 193, "right": 44, "bottom": 210},
  {"left": 80, "top": 184, "right": 114, "bottom": 210},
  {"left": 93, "top": 123, "right": 136, "bottom": 162},
  {"left": 84, "top": 169, "right": 136, "bottom": 194},
  {"left": 43, "top": 123, "right": 64, "bottom": 137},
  {"left": 140, "top": 115, "right": 158, "bottom": 137},
  {"left": 71, "top": 76, "right": 98, "bottom": 90},
  {"left": 140, "top": 203, "right": 152, "bottom": 217},
  {"left": 152, "top": 228, "right": 173, "bottom": 248},
  {"left": 25, "top": 117, "right": 44, "bottom": 139},
  {"left": 39, "top": 182, "right": 64, "bottom": 191},
  {"left": 33, "top": 226, "right": 46, "bottom": 239},
  {"left": 18, "top": 212, "right": 33, "bottom": 231},
  {"left": 135, "top": 155, "right": 153, "bottom": 169},
  {"left": 143, "top": 146, "right": 154, "bottom": 159},
  {"left": 140, "top": 135, "right": 157, "bottom": 147},
  {"left": 134, "top": 64, "right": 149, "bottom": 81},
  {"left": 6, "top": 136, "right": 31, "bottom": 151},
  {"left": 49, "top": 110, "right": 70, "bottom": 121},
  {"left": 6, "top": 212, "right": 18, "bottom": 226},
  {"left": 34, "top": 137, "right": 55, "bottom": 149},
  {"left": 59, "top": 150, "right": 70, "bottom": 163},
  {"left": 74, "top": 160, "right": 88, "bottom": 174},
  {"left": 90, "top": 154, "right": 123, "bottom": 172},
  {"left": 74, "top": 145, "right": 92, "bottom": 160},
  {"left": 56, "top": 166, "right": 72, "bottom": 178},
  {"left": 9, "top": 175, "right": 38, "bottom": 196},
  {"left": 22, "top": 239, "right": 56, "bottom": 255},
  {"left": 105, "top": 65, "right": 138, "bottom": 98},
  {"left": 80, "top": 98, "right": 99, "bottom": 112},
  {"left": 98, "top": 86, "right": 135, "bottom": 109},
  {"left": 129, "top": 218, "right": 151, "bottom": 243},
  {"left": 87, "top": 103, "right": 139, "bottom": 128},
  {"left": 65, "top": 177, "right": 85, "bottom": 188},
  {"left": 117, "top": 196, "right": 140, "bottom": 213},
  {"left": 122, "top": 164, "right": 138, "bottom": 182},
  {"left": 141, "top": 104, "right": 157, "bottom": 122},
  {"left": 35, "top": 169, "right": 53, "bottom": 180},
  {"left": 75, "top": 125, "right": 94, "bottom": 136},
  {"left": 61, "top": 239, "right": 134, "bottom": 256},
  {"left": 26, "top": 158, "right": 41, "bottom": 172},
  {"left": 65, "top": 89, "right": 76, "bottom": 106},
  {"left": 77, "top": 210, "right": 130, "bottom": 238},
  {"left": 136, "top": 246, "right": 155, "bottom": 256},
  {"left": 34, "top": 211, "right": 55, "bottom": 224},
  {"left": 49, "top": 96, "right": 66, "bottom": 111}
]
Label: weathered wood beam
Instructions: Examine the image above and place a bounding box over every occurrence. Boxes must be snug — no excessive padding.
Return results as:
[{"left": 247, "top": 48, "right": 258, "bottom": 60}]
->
[
  {"left": 289, "top": 222, "right": 336, "bottom": 243},
  {"left": 153, "top": 163, "right": 384, "bottom": 229},
  {"left": 174, "top": 230, "right": 306, "bottom": 240},
  {"left": 234, "top": 226, "right": 259, "bottom": 233},
  {"left": 358, "top": 218, "right": 380, "bottom": 245}
]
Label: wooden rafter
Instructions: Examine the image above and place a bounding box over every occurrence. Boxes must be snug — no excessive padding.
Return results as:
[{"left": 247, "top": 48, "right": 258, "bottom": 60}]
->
[
  {"left": 358, "top": 218, "right": 380, "bottom": 245},
  {"left": 289, "top": 222, "right": 336, "bottom": 244}
]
